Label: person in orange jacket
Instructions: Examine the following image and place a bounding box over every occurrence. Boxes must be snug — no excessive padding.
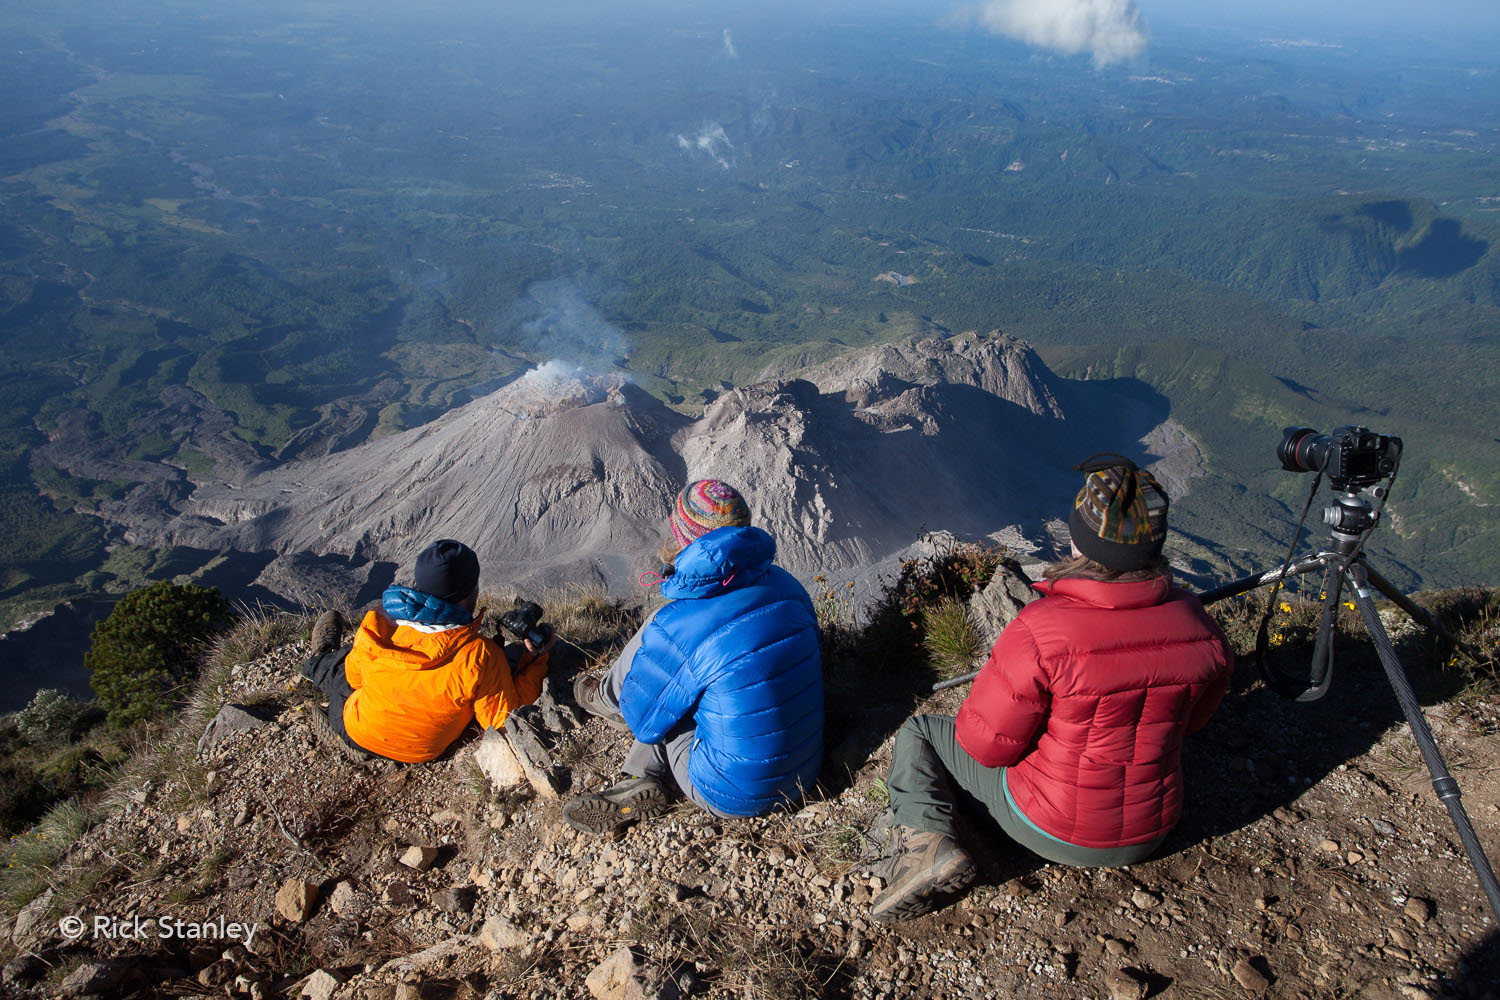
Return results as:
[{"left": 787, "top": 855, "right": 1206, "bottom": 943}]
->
[{"left": 300, "top": 539, "right": 553, "bottom": 763}]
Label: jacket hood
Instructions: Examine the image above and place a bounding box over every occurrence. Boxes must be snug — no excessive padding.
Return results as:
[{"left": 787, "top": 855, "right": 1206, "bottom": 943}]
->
[
  {"left": 382, "top": 585, "right": 475, "bottom": 627},
  {"left": 660, "top": 525, "right": 776, "bottom": 600},
  {"left": 357, "top": 605, "right": 482, "bottom": 673},
  {"left": 1031, "top": 573, "right": 1173, "bottom": 610}
]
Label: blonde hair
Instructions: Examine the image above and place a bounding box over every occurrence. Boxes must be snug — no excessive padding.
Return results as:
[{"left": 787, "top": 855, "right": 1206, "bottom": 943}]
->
[
  {"left": 1042, "top": 552, "right": 1169, "bottom": 584},
  {"left": 658, "top": 537, "right": 684, "bottom": 569}
]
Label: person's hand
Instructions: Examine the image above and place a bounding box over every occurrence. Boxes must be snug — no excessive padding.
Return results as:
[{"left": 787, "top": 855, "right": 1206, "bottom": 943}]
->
[{"left": 524, "top": 623, "right": 557, "bottom": 656}]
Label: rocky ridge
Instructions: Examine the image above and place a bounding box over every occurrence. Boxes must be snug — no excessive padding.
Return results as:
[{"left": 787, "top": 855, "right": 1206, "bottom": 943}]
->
[
  {"left": 6, "top": 588, "right": 1498, "bottom": 1000},
  {"left": 95, "top": 331, "right": 1197, "bottom": 610}
]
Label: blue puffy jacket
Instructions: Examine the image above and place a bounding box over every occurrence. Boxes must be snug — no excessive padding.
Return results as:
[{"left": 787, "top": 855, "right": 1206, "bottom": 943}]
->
[{"left": 619, "top": 525, "right": 824, "bottom": 817}]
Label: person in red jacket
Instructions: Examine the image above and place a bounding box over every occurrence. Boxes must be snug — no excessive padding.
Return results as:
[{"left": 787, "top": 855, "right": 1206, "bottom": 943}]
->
[{"left": 871, "top": 455, "right": 1234, "bottom": 922}]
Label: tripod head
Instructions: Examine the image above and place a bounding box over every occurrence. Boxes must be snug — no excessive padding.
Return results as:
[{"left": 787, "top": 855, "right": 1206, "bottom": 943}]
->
[{"left": 1260, "top": 433, "right": 1401, "bottom": 702}]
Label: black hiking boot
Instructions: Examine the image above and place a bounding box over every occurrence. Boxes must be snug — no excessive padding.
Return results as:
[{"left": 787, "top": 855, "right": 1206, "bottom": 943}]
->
[
  {"left": 572, "top": 673, "right": 630, "bottom": 732},
  {"left": 309, "top": 610, "right": 348, "bottom": 658},
  {"left": 870, "top": 825, "right": 977, "bottom": 923},
  {"left": 562, "top": 777, "right": 670, "bottom": 835}
]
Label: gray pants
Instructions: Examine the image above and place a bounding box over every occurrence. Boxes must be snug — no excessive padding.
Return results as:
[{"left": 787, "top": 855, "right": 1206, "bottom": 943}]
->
[
  {"left": 887, "top": 714, "right": 1163, "bottom": 868},
  {"left": 600, "top": 623, "right": 732, "bottom": 818}
]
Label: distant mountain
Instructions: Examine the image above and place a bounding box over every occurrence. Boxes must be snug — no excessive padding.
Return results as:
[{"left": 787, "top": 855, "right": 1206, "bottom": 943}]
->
[{"left": 103, "top": 332, "right": 1200, "bottom": 608}]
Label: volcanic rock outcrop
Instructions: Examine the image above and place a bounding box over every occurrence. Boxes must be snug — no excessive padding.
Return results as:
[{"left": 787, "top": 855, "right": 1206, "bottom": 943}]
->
[{"left": 112, "top": 331, "right": 1196, "bottom": 606}]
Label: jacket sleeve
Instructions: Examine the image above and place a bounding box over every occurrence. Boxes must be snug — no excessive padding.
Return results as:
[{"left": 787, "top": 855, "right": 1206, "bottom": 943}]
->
[
  {"left": 1185, "top": 622, "right": 1234, "bottom": 735},
  {"left": 471, "top": 638, "right": 549, "bottom": 730},
  {"left": 955, "top": 619, "right": 1051, "bottom": 768},
  {"left": 619, "top": 619, "right": 702, "bottom": 744}
]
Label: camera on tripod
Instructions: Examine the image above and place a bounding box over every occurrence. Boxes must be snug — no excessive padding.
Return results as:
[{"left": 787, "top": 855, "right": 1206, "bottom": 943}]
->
[
  {"left": 1277, "top": 425, "right": 1401, "bottom": 492},
  {"left": 498, "top": 601, "right": 550, "bottom": 648}
]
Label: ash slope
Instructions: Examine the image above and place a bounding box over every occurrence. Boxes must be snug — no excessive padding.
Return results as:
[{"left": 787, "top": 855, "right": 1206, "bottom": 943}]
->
[{"left": 124, "top": 332, "right": 1198, "bottom": 605}]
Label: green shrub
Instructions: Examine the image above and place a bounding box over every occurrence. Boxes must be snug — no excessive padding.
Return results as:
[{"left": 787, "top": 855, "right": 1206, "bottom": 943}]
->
[
  {"left": 84, "top": 581, "right": 232, "bottom": 727},
  {"left": 921, "top": 598, "right": 985, "bottom": 678},
  {"left": 13, "top": 689, "right": 82, "bottom": 744},
  {"left": 889, "top": 542, "right": 1005, "bottom": 622}
]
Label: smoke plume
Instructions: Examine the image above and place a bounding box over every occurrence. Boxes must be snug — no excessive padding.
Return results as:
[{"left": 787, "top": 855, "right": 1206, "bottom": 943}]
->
[
  {"left": 969, "top": 0, "right": 1147, "bottom": 66},
  {"left": 723, "top": 28, "right": 738, "bottom": 59},
  {"left": 502, "top": 278, "right": 629, "bottom": 374}
]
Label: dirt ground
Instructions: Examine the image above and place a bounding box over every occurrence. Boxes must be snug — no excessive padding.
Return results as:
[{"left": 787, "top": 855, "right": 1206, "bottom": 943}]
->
[{"left": 5, "top": 610, "right": 1498, "bottom": 1000}]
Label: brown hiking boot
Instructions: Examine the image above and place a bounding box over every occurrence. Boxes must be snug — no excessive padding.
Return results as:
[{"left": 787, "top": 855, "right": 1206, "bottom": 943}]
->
[
  {"left": 562, "top": 777, "right": 670, "bottom": 835},
  {"left": 307, "top": 704, "right": 369, "bottom": 763},
  {"left": 572, "top": 672, "right": 630, "bottom": 732},
  {"left": 309, "top": 610, "right": 348, "bottom": 657},
  {"left": 870, "top": 826, "right": 977, "bottom": 923}
]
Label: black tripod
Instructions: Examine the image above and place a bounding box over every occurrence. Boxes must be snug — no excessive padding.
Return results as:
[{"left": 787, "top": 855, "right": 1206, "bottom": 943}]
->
[{"left": 1202, "top": 487, "right": 1500, "bottom": 922}]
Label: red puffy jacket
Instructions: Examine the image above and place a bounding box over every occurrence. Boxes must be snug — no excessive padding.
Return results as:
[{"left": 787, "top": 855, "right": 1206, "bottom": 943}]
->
[{"left": 956, "top": 574, "right": 1232, "bottom": 849}]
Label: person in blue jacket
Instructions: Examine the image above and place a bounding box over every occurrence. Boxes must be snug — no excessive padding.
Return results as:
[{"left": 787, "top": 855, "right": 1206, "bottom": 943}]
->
[{"left": 563, "top": 479, "right": 824, "bottom": 833}]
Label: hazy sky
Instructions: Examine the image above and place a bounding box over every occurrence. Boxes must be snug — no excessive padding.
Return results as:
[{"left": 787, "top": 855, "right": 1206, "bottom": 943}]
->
[{"left": 1138, "top": 0, "right": 1500, "bottom": 38}]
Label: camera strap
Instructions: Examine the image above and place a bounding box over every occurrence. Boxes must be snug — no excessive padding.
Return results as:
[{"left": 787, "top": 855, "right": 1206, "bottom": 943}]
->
[{"left": 1255, "top": 465, "right": 1329, "bottom": 699}]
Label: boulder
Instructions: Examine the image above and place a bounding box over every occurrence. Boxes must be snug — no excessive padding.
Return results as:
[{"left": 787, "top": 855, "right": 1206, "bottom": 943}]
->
[
  {"left": 585, "top": 947, "right": 649, "bottom": 1000},
  {"left": 11, "top": 888, "right": 54, "bottom": 944},
  {"left": 584, "top": 947, "right": 681, "bottom": 1000},
  {"left": 478, "top": 915, "right": 529, "bottom": 951},
  {"left": 275, "top": 879, "right": 321, "bottom": 923},
  {"left": 473, "top": 715, "right": 562, "bottom": 798},
  {"left": 298, "top": 968, "right": 343, "bottom": 1000},
  {"left": 198, "top": 703, "right": 274, "bottom": 753},
  {"left": 1104, "top": 967, "right": 1149, "bottom": 1000},
  {"left": 60, "top": 961, "right": 127, "bottom": 997},
  {"left": 329, "top": 880, "right": 369, "bottom": 918},
  {"left": 968, "top": 557, "right": 1038, "bottom": 645},
  {"left": 474, "top": 728, "right": 527, "bottom": 791}
]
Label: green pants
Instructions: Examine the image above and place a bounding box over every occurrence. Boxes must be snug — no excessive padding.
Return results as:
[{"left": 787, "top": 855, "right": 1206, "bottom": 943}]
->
[{"left": 886, "top": 714, "right": 1163, "bottom": 868}]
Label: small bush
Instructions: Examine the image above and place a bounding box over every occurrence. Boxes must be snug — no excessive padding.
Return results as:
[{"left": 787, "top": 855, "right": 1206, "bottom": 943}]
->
[
  {"left": 85, "top": 580, "right": 232, "bottom": 727},
  {"left": 921, "top": 598, "right": 985, "bottom": 677},
  {"left": 888, "top": 541, "right": 1005, "bottom": 622},
  {"left": 14, "top": 689, "right": 83, "bottom": 744}
]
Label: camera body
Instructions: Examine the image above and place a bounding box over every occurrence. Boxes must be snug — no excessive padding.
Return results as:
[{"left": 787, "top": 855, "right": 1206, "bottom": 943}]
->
[
  {"left": 1278, "top": 425, "right": 1401, "bottom": 492},
  {"left": 498, "top": 601, "right": 549, "bottom": 647}
]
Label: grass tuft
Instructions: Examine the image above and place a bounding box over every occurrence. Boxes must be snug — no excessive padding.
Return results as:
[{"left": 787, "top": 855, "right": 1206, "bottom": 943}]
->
[{"left": 921, "top": 597, "right": 985, "bottom": 678}]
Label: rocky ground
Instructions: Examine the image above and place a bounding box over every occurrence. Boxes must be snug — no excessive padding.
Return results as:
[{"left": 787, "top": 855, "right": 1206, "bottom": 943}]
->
[{"left": 4, "top": 602, "right": 1499, "bottom": 1000}]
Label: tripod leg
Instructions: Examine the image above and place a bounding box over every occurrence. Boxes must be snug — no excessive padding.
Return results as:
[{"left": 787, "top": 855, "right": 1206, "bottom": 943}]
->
[
  {"left": 1299, "top": 563, "right": 1343, "bottom": 702},
  {"left": 1363, "top": 564, "right": 1490, "bottom": 667},
  {"left": 1347, "top": 565, "right": 1500, "bottom": 924},
  {"left": 1197, "top": 553, "right": 1330, "bottom": 607}
]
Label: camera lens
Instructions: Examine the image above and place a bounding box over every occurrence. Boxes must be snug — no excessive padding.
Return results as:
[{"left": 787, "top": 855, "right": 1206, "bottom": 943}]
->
[{"left": 1278, "top": 427, "right": 1330, "bottom": 473}]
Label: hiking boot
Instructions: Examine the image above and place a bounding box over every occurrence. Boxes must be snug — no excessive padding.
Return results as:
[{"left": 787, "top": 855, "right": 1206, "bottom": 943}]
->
[
  {"left": 572, "top": 672, "right": 629, "bottom": 732},
  {"left": 562, "top": 777, "right": 670, "bottom": 835},
  {"left": 309, "top": 610, "right": 348, "bottom": 657},
  {"left": 307, "top": 704, "right": 375, "bottom": 765},
  {"left": 870, "top": 826, "right": 977, "bottom": 923}
]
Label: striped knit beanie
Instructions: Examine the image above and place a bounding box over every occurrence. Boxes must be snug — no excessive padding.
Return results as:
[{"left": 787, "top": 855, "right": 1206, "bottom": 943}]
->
[
  {"left": 1068, "top": 454, "right": 1169, "bottom": 572},
  {"left": 669, "top": 480, "right": 751, "bottom": 548}
]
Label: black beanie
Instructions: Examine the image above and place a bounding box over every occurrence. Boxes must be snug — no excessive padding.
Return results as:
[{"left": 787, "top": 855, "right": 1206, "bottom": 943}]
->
[
  {"left": 1067, "top": 454, "right": 1169, "bottom": 572},
  {"left": 413, "top": 539, "right": 480, "bottom": 604}
]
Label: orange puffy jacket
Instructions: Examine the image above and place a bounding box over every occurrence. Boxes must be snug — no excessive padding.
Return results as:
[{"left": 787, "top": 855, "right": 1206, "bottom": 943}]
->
[{"left": 342, "top": 610, "right": 548, "bottom": 763}]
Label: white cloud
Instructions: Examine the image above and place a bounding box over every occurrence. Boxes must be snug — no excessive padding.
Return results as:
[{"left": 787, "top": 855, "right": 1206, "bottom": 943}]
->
[
  {"left": 723, "top": 28, "right": 738, "bottom": 59},
  {"left": 675, "top": 123, "right": 734, "bottom": 170},
  {"left": 969, "top": 0, "right": 1148, "bottom": 66}
]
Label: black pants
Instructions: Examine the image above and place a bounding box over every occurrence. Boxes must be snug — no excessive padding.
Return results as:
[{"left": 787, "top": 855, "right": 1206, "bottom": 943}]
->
[{"left": 300, "top": 645, "right": 378, "bottom": 758}]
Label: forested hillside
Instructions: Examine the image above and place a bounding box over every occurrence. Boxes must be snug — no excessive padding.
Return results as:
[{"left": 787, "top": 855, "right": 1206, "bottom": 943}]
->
[{"left": 2, "top": 1, "right": 1498, "bottom": 628}]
